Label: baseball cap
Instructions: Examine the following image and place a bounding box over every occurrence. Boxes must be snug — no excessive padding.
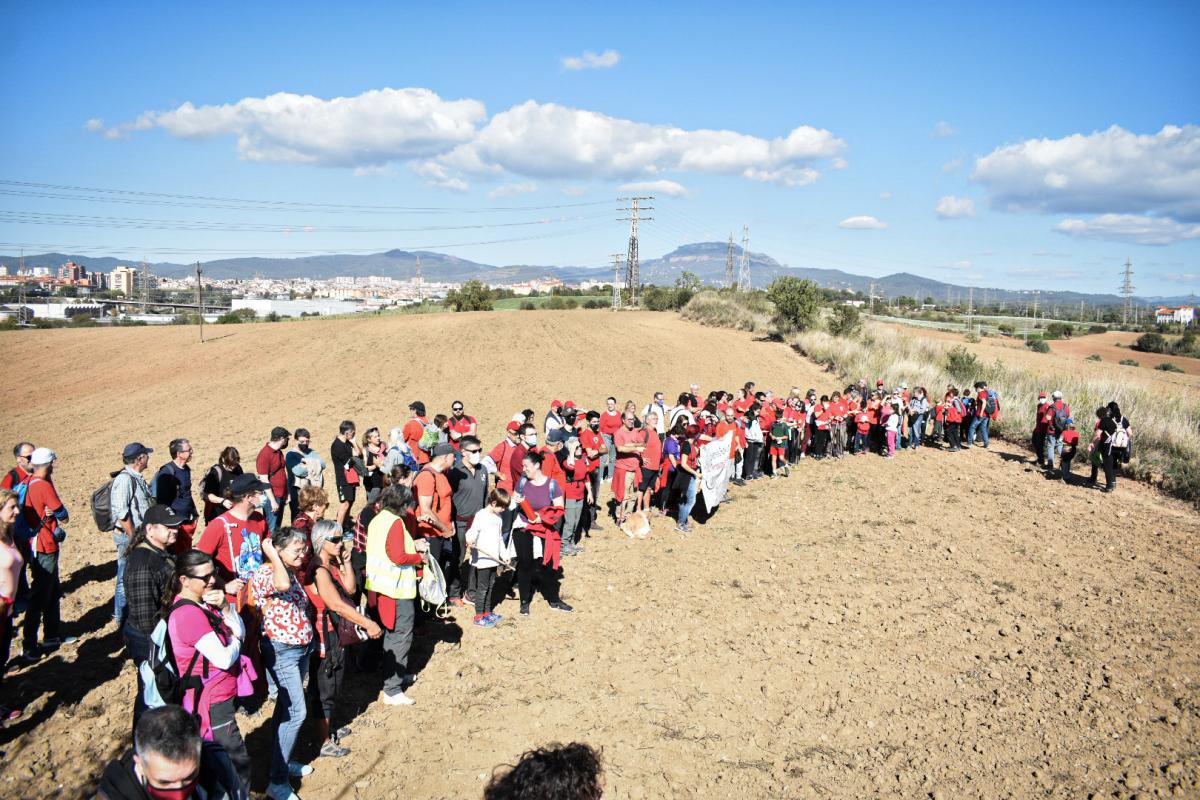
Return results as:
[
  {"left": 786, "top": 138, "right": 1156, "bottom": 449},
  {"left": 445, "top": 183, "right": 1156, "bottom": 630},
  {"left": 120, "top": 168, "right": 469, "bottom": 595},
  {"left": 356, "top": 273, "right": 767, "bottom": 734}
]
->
[
  {"left": 409, "top": 401, "right": 426, "bottom": 417},
  {"left": 900, "top": 383, "right": 908, "bottom": 389},
  {"left": 550, "top": 399, "right": 563, "bottom": 409},
  {"left": 1065, "top": 418, "right": 1075, "bottom": 426},
  {"left": 122, "top": 442, "right": 154, "bottom": 460},
  {"left": 1052, "top": 390, "right": 1063, "bottom": 399},
  {"left": 1038, "top": 391, "right": 1047, "bottom": 398},
  {"left": 564, "top": 400, "right": 576, "bottom": 409},
  {"left": 229, "top": 473, "right": 270, "bottom": 495},
  {"left": 431, "top": 443, "right": 455, "bottom": 457},
  {"left": 546, "top": 428, "right": 569, "bottom": 445},
  {"left": 30, "top": 447, "right": 56, "bottom": 466},
  {"left": 876, "top": 379, "right": 885, "bottom": 386},
  {"left": 143, "top": 504, "right": 184, "bottom": 527},
  {"left": 506, "top": 420, "right": 522, "bottom": 433}
]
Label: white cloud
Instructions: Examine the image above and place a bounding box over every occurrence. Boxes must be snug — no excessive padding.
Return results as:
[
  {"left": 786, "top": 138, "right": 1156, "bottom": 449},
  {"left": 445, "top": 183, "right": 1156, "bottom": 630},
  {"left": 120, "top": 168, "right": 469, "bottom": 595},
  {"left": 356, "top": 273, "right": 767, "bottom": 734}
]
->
[
  {"left": 618, "top": 179, "right": 689, "bottom": 197},
  {"left": 972, "top": 124, "right": 1200, "bottom": 222},
  {"left": 487, "top": 181, "right": 538, "bottom": 199},
  {"left": 94, "top": 88, "right": 486, "bottom": 166},
  {"left": 1054, "top": 214, "right": 1200, "bottom": 246},
  {"left": 1162, "top": 272, "right": 1199, "bottom": 284},
  {"left": 84, "top": 117, "right": 104, "bottom": 132},
  {"left": 879, "top": 191, "right": 892, "bottom": 200},
  {"left": 839, "top": 215, "right": 887, "bottom": 230},
  {"left": 562, "top": 49, "right": 621, "bottom": 71},
  {"left": 444, "top": 100, "right": 845, "bottom": 186},
  {"left": 831, "top": 157, "right": 848, "bottom": 169},
  {"left": 97, "top": 88, "right": 846, "bottom": 189},
  {"left": 561, "top": 185, "right": 588, "bottom": 197},
  {"left": 931, "top": 121, "right": 957, "bottom": 138},
  {"left": 936, "top": 195, "right": 976, "bottom": 219}
]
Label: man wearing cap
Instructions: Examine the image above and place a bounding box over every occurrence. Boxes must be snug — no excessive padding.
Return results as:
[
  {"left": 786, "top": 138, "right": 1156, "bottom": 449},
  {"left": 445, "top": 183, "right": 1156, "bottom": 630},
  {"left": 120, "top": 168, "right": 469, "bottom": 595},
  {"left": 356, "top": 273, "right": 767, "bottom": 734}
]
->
[
  {"left": 19, "top": 447, "right": 76, "bottom": 662},
  {"left": 1042, "top": 390, "right": 1070, "bottom": 473},
  {"left": 110, "top": 443, "right": 154, "bottom": 624},
  {"left": 1033, "top": 391, "right": 1050, "bottom": 467},
  {"left": 544, "top": 400, "right": 567, "bottom": 438},
  {"left": 121, "top": 504, "right": 181, "bottom": 729},
  {"left": 196, "top": 473, "right": 269, "bottom": 605},
  {"left": 255, "top": 427, "right": 290, "bottom": 535},
  {"left": 413, "top": 443, "right": 455, "bottom": 580},
  {"left": 402, "top": 402, "right": 431, "bottom": 466}
]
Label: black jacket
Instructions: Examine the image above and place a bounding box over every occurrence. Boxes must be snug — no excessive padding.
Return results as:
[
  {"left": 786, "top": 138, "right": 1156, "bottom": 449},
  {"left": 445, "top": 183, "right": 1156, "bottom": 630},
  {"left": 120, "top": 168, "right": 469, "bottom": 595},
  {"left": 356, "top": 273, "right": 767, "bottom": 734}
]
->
[{"left": 96, "top": 745, "right": 245, "bottom": 800}]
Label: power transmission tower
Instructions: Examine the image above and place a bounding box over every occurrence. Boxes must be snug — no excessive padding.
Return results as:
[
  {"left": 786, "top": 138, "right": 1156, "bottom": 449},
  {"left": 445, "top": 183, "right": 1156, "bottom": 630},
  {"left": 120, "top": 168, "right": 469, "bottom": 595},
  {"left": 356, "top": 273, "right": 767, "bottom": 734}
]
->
[
  {"left": 737, "top": 225, "right": 751, "bottom": 292},
  {"left": 17, "top": 250, "right": 25, "bottom": 324},
  {"left": 611, "top": 253, "right": 624, "bottom": 310},
  {"left": 618, "top": 196, "right": 653, "bottom": 306},
  {"left": 725, "top": 233, "right": 735, "bottom": 289},
  {"left": 868, "top": 282, "right": 876, "bottom": 314},
  {"left": 195, "top": 262, "right": 205, "bottom": 343},
  {"left": 414, "top": 255, "right": 424, "bottom": 303},
  {"left": 1120, "top": 258, "right": 1135, "bottom": 324}
]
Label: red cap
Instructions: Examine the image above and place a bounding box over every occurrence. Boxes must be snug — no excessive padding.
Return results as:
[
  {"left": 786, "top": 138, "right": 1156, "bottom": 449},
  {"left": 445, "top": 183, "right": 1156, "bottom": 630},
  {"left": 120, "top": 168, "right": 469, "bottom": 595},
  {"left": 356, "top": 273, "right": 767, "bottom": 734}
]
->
[
  {"left": 564, "top": 400, "right": 576, "bottom": 409},
  {"left": 506, "top": 421, "right": 521, "bottom": 432},
  {"left": 1037, "top": 391, "right": 1047, "bottom": 398},
  {"left": 876, "top": 379, "right": 885, "bottom": 385},
  {"left": 550, "top": 399, "right": 563, "bottom": 409}
]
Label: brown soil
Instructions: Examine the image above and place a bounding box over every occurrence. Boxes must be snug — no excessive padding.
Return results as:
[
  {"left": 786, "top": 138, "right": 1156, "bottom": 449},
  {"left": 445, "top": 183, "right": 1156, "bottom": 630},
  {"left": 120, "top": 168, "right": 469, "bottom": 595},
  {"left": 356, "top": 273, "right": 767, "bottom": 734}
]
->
[{"left": 1, "top": 310, "right": 1198, "bottom": 799}]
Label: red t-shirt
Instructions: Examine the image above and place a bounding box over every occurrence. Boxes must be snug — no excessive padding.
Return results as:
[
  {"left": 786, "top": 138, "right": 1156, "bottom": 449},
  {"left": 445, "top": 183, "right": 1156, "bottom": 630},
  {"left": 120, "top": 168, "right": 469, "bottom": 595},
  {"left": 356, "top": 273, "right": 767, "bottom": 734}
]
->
[
  {"left": 488, "top": 438, "right": 519, "bottom": 491},
  {"left": 642, "top": 431, "right": 663, "bottom": 470},
  {"left": 976, "top": 390, "right": 989, "bottom": 418},
  {"left": 578, "top": 429, "right": 605, "bottom": 472},
  {"left": 613, "top": 426, "right": 643, "bottom": 471},
  {"left": 0, "top": 466, "right": 29, "bottom": 491},
  {"left": 759, "top": 407, "right": 776, "bottom": 431},
  {"left": 196, "top": 510, "right": 268, "bottom": 600},
  {"left": 413, "top": 467, "right": 452, "bottom": 538},
  {"left": 856, "top": 412, "right": 871, "bottom": 435},
  {"left": 559, "top": 457, "right": 589, "bottom": 500},
  {"left": 256, "top": 444, "right": 287, "bottom": 499},
  {"left": 24, "top": 477, "right": 63, "bottom": 554},
  {"left": 598, "top": 410, "right": 623, "bottom": 436},
  {"left": 446, "top": 415, "right": 476, "bottom": 448},
  {"left": 403, "top": 418, "right": 430, "bottom": 465},
  {"left": 733, "top": 397, "right": 754, "bottom": 416}
]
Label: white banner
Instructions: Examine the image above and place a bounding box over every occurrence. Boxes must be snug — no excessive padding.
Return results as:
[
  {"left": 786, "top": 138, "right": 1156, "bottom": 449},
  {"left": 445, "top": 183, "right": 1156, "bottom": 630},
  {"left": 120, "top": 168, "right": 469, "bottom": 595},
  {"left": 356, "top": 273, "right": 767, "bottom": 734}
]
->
[{"left": 699, "top": 432, "right": 733, "bottom": 511}]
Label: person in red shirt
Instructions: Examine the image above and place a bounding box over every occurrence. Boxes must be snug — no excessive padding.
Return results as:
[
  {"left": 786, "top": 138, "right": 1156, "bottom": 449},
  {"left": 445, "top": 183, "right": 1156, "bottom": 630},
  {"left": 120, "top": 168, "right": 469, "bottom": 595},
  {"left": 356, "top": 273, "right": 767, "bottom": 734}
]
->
[
  {"left": 853, "top": 405, "right": 871, "bottom": 454},
  {"left": 611, "top": 412, "right": 645, "bottom": 527},
  {"left": 636, "top": 410, "right": 664, "bottom": 514},
  {"left": 402, "top": 401, "right": 431, "bottom": 466},
  {"left": 255, "top": 426, "right": 290, "bottom": 534},
  {"left": 487, "top": 422, "right": 523, "bottom": 495},
  {"left": 556, "top": 436, "right": 591, "bottom": 554},
  {"left": 19, "top": 448, "right": 75, "bottom": 661},
  {"left": 597, "top": 397, "right": 622, "bottom": 481},
  {"left": 445, "top": 401, "right": 476, "bottom": 450},
  {"left": 732, "top": 388, "right": 754, "bottom": 417},
  {"left": 828, "top": 392, "right": 848, "bottom": 458},
  {"left": 1032, "top": 391, "right": 1050, "bottom": 467},
  {"left": 578, "top": 412, "right": 607, "bottom": 532},
  {"left": 1, "top": 442, "right": 34, "bottom": 492},
  {"left": 413, "top": 444, "right": 455, "bottom": 544},
  {"left": 196, "top": 473, "right": 269, "bottom": 608},
  {"left": 943, "top": 388, "right": 964, "bottom": 451},
  {"left": 1059, "top": 418, "right": 1081, "bottom": 484}
]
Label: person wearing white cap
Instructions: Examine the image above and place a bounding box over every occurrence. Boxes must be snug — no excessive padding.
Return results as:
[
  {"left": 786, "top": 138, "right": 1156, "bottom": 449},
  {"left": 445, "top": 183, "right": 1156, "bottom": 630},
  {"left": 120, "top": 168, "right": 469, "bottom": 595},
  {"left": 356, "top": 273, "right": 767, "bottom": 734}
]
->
[
  {"left": 1043, "top": 391, "right": 1071, "bottom": 474},
  {"left": 109, "top": 442, "right": 154, "bottom": 624},
  {"left": 18, "top": 447, "right": 76, "bottom": 664}
]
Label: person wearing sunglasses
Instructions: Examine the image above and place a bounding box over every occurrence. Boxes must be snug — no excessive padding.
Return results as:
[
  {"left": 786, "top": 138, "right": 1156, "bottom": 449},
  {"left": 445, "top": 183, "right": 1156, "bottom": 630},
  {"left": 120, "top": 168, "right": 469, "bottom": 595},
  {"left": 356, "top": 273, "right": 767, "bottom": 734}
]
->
[
  {"left": 445, "top": 401, "right": 476, "bottom": 451},
  {"left": 303, "top": 519, "right": 382, "bottom": 759},
  {"left": 162, "top": 550, "right": 250, "bottom": 791},
  {"left": 447, "top": 436, "right": 489, "bottom": 606}
]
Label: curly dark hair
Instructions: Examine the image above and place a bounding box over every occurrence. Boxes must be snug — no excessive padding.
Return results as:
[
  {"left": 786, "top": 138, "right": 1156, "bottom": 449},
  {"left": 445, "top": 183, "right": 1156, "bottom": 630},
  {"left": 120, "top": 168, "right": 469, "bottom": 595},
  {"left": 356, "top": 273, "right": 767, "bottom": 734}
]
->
[{"left": 483, "top": 742, "right": 603, "bottom": 800}]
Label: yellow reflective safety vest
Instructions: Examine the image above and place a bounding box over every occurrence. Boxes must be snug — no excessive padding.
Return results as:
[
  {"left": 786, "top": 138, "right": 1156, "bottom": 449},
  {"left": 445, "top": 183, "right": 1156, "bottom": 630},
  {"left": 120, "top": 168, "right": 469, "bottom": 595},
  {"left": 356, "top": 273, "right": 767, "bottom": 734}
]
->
[{"left": 365, "top": 509, "right": 417, "bottom": 600}]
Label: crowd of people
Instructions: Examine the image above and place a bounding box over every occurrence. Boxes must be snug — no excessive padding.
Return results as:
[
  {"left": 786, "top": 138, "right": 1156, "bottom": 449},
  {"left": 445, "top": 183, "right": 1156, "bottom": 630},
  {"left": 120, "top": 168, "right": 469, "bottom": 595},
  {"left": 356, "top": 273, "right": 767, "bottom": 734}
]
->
[{"left": 0, "top": 378, "right": 1135, "bottom": 799}]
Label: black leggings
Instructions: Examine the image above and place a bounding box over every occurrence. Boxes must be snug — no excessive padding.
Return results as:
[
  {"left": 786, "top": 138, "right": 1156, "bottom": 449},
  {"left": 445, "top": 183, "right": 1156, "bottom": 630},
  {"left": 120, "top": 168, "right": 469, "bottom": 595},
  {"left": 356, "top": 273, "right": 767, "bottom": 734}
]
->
[
  {"left": 512, "top": 528, "right": 561, "bottom": 606},
  {"left": 947, "top": 422, "right": 961, "bottom": 449}
]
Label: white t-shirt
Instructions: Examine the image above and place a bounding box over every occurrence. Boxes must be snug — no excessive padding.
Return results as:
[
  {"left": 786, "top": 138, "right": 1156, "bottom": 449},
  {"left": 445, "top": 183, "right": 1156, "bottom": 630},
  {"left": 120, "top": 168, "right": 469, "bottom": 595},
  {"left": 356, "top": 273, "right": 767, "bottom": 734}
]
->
[{"left": 886, "top": 413, "right": 901, "bottom": 432}]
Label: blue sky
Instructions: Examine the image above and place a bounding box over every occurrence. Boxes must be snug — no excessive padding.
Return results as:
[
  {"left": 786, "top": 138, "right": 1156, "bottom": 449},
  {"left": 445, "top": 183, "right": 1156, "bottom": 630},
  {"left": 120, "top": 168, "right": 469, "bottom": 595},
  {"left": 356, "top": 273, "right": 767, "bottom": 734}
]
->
[{"left": 2, "top": 1, "right": 1198, "bottom": 295}]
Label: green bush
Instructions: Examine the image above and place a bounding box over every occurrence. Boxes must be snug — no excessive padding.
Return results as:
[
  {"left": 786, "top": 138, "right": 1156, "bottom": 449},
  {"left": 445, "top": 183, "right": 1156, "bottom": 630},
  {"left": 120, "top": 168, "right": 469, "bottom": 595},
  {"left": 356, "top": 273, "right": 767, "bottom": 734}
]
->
[
  {"left": 964, "top": 331, "right": 981, "bottom": 344},
  {"left": 766, "top": 276, "right": 821, "bottom": 332},
  {"left": 582, "top": 299, "right": 607, "bottom": 309},
  {"left": 1026, "top": 338, "right": 1051, "bottom": 353},
  {"left": 216, "top": 308, "right": 257, "bottom": 324},
  {"left": 1134, "top": 332, "right": 1167, "bottom": 353},
  {"left": 1043, "top": 321, "right": 1074, "bottom": 340},
  {"left": 1087, "top": 325, "right": 1108, "bottom": 335},
  {"left": 945, "top": 345, "right": 982, "bottom": 383},
  {"left": 1085, "top": 354, "right": 1102, "bottom": 362},
  {"left": 1155, "top": 362, "right": 1184, "bottom": 373},
  {"left": 827, "top": 304, "right": 862, "bottom": 337},
  {"left": 1119, "top": 358, "right": 1139, "bottom": 366},
  {"left": 444, "top": 280, "right": 495, "bottom": 312},
  {"left": 519, "top": 300, "right": 536, "bottom": 311},
  {"left": 997, "top": 322, "right": 1015, "bottom": 335}
]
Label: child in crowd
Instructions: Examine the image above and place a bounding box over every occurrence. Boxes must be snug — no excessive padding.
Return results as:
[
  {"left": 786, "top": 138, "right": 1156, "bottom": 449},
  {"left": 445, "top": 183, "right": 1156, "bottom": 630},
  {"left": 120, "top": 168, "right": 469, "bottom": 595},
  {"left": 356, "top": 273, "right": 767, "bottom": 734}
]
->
[
  {"left": 1059, "top": 418, "right": 1079, "bottom": 484},
  {"left": 466, "top": 488, "right": 511, "bottom": 629},
  {"left": 769, "top": 415, "right": 790, "bottom": 477},
  {"left": 885, "top": 401, "right": 901, "bottom": 458}
]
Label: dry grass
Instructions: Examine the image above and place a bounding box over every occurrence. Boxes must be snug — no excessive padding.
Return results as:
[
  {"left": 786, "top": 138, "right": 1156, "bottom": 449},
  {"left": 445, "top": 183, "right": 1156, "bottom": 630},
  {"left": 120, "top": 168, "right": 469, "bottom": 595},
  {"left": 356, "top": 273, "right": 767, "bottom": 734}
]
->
[
  {"left": 790, "top": 323, "right": 1200, "bottom": 505},
  {"left": 680, "top": 290, "right": 772, "bottom": 332}
]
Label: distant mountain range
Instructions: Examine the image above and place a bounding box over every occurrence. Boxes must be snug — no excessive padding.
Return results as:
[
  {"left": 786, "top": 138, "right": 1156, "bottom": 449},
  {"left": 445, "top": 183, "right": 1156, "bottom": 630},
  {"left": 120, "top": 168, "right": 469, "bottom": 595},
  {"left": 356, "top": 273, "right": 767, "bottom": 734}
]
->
[{"left": 2, "top": 245, "right": 1194, "bottom": 307}]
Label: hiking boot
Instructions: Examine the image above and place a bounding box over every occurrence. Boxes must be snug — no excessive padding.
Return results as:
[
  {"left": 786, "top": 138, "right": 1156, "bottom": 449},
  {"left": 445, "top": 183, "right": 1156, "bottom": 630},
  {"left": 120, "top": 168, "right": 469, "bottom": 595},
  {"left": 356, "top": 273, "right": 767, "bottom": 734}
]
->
[
  {"left": 319, "top": 740, "right": 351, "bottom": 758},
  {"left": 519, "top": 603, "right": 531, "bottom": 616},
  {"left": 549, "top": 601, "right": 574, "bottom": 613},
  {"left": 334, "top": 726, "right": 352, "bottom": 740}
]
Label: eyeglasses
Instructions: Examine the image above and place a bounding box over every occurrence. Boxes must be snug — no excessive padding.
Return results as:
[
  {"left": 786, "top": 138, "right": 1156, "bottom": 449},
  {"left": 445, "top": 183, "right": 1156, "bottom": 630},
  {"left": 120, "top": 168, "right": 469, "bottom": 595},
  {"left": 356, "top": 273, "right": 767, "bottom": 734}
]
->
[
  {"left": 463, "top": 448, "right": 482, "bottom": 454},
  {"left": 187, "top": 572, "right": 218, "bottom": 585},
  {"left": 326, "top": 536, "right": 344, "bottom": 544},
  {"left": 452, "top": 406, "right": 464, "bottom": 412}
]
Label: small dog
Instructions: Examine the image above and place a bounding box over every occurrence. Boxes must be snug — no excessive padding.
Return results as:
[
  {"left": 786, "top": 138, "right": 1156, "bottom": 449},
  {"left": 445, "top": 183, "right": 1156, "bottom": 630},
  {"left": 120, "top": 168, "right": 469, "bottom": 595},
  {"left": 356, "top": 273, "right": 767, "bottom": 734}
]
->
[{"left": 620, "top": 510, "right": 652, "bottom": 539}]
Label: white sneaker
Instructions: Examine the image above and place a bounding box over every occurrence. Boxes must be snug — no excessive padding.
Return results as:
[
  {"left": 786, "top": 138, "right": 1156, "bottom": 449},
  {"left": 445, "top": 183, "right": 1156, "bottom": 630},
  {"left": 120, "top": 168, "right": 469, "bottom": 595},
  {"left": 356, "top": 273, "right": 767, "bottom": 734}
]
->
[
  {"left": 287, "top": 761, "right": 313, "bottom": 777},
  {"left": 382, "top": 690, "right": 415, "bottom": 706},
  {"left": 266, "top": 782, "right": 300, "bottom": 800}
]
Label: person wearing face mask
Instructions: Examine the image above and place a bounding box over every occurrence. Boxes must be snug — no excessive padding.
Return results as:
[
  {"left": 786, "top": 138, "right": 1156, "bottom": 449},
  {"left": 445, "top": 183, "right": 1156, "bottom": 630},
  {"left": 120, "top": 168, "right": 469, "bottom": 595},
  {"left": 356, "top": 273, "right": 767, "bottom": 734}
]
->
[
  {"left": 577, "top": 411, "right": 607, "bottom": 533},
  {"left": 447, "top": 436, "right": 489, "bottom": 606},
  {"left": 285, "top": 428, "right": 325, "bottom": 525},
  {"left": 1032, "top": 391, "right": 1050, "bottom": 467},
  {"left": 413, "top": 444, "right": 456, "bottom": 608},
  {"left": 97, "top": 704, "right": 245, "bottom": 800}
]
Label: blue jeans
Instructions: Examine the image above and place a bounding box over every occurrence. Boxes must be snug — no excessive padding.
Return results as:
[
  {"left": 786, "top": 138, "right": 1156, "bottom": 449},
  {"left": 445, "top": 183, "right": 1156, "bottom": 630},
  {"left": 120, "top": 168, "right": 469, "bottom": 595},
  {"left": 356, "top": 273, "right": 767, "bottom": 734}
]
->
[
  {"left": 676, "top": 476, "right": 697, "bottom": 527},
  {"left": 853, "top": 431, "right": 869, "bottom": 453},
  {"left": 601, "top": 434, "right": 615, "bottom": 480},
  {"left": 909, "top": 414, "right": 926, "bottom": 448},
  {"left": 968, "top": 416, "right": 990, "bottom": 447},
  {"left": 262, "top": 638, "right": 310, "bottom": 784},
  {"left": 113, "top": 532, "right": 130, "bottom": 623},
  {"left": 1044, "top": 434, "right": 1061, "bottom": 470},
  {"left": 262, "top": 495, "right": 285, "bottom": 534}
]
